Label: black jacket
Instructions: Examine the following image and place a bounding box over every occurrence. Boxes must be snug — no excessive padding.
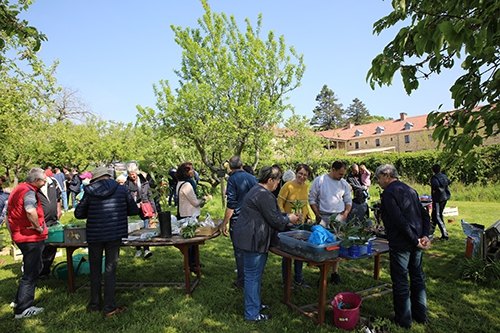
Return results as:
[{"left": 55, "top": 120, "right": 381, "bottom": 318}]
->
[
  {"left": 68, "top": 174, "right": 81, "bottom": 193},
  {"left": 75, "top": 179, "right": 139, "bottom": 243},
  {"left": 431, "top": 172, "right": 451, "bottom": 202},
  {"left": 39, "top": 177, "right": 61, "bottom": 227},
  {"left": 380, "top": 180, "right": 431, "bottom": 248}
]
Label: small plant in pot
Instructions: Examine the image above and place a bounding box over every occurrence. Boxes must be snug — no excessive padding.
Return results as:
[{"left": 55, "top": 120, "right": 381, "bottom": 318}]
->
[{"left": 331, "top": 216, "right": 374, "bottom": 249}]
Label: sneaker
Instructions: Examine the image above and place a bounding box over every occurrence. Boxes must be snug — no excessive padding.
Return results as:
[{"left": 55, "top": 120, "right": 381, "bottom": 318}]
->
[
  {"left": 14, "top": 306, "right": 44, "bottom": 319},
  {"left": 293, "top": 278, "right": 311, "bottom": 288},
  {"left": 330, "top": 272, "right": 342, "bottom": 285},
  {"left": 281, "top": 283, "right": 295, "bottom": 290},
  {"left": 144, "top": 250, "right": 152, "bottom": 259},
  {"left": 438, "top": 236, "right": 449, "bottom": 241},
  {"left": 246, "top": 313, "right": 271, "bottom": 322},
  {"left": 134, "top": 250, "right": 142, "bottom": 258}
]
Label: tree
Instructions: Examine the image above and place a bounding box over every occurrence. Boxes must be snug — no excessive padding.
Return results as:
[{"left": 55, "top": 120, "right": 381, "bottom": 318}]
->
[
  {"left": 310, "top": 84, "right": 345, "bottom": 130},
  {"left": 137, "top": 0, "right": 305, "bottom": 184},
  {"left": 49, "top": 86, "right": 93, "bottom": 122},
  {"left": 0, "top": 57, "right": 57, "bottom": 184},
  {"left": 0, "top": 0, "right": 47, "bottom": 69},
  {"left": 367, "top": 0, "right": 500, "bottom": 166},
  {"left": 345, "top": 98, "right": 370, "bottom": 125},
  {"left": 275, "top": 113, "right": 324, "bottom": 166}
]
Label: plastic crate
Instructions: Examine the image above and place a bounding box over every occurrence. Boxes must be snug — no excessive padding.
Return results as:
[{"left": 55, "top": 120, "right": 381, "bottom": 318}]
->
[
  {"left": 46, "top": 228, "right": 64, "bottom": 243},
  {"left": 64, "top": 227, "right": 86, "bottom": 244},
  {"left": 278, "top": 230, "right": 340, "bottom": 262}
]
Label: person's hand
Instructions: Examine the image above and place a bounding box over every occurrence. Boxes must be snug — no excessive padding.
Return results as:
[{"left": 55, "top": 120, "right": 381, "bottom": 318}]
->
[
  {"left": 288, "top": 213, "right": 300, "bottom": 225},
  {"left": 27, "top": 225, "right": 44, "bottom": 234},
  {"left": 417, "top": 236, "right": 431, "bottom": 250},
  {"left": 221, "top": 221, "right": 229, "bottom": 237}
]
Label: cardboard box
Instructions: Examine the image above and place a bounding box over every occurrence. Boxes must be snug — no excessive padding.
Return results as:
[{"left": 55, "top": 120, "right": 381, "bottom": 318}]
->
[
  {"left": 194, "top": 219, "right": 222, "bottom": 236},
  {"left": 64, "top": 227, "right": 86, "bottom": 244}
]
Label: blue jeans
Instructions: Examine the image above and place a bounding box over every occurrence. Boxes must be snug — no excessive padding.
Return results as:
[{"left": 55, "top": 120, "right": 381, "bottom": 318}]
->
[
  {"left": 243, "top": 250, "right": 268, "bottom": 320},
  {"left": 281, "top": 258, "right": 304, "bottom": 283},
  {"left": 61, "top": 190, "right": 68, "bottom": 211},
  {"left": 389, "top": 246, "right": 427, "bottom": 328},
  {"left": 230, "top": 219, "right": 244, "bottom": 284},
  {"left": 88, "top": 239, "right": 121, "bottom": 313},
  {"left": 14, "top": 241, "right": 45, "bottom": 314}
]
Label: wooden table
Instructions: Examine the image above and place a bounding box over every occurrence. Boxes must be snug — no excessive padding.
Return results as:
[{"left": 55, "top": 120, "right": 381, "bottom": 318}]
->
[
  {"left": 270, "top": 238, "right": 390, "bottom": 325},
  {"left": 47, "top": 230, "right": 219, "bottom": 297}
]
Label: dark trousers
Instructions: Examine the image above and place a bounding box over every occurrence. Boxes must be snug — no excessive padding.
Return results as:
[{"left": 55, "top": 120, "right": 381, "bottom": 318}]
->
[
  {"left": 389, "top": 246, "right": 427, "bottom": 328},
  {"left": 88, "top": 239, "right": 121, "bottom": 313},
  {"left": 229, "top": 219, "right": 245, "bottom": 284},
  {"left": 431, "top": 200, "right": 448, "bottom": 238},
  {"left": 14, "top": 241, "right": 45, "bottom": 314},
  {"left": 40, "top": 244, "right": 57, "bottom": 276}
]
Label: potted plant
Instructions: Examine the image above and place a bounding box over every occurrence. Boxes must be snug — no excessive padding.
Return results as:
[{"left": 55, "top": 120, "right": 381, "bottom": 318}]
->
[{"left": 331, "top": 216, "right": 374, "bottom": 257}]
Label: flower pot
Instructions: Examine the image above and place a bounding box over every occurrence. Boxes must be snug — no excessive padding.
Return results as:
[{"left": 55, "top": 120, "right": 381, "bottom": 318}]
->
[{"left": 158, "top": 211, "right": 172, "bottom": 238}]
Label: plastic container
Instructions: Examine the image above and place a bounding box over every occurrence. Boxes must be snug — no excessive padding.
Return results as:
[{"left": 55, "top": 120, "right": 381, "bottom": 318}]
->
[
  {"left": 64, "top": 227, "right": 86, "bottom": 244},
  {"left": 278, "top": 230, "right": 340, "bottom": 262},
  {"left": 331, "top": 292, "right": 363, "bottom": 330},
  {"left": 46, "top": 228, "right": 64, "bottom": 243}
]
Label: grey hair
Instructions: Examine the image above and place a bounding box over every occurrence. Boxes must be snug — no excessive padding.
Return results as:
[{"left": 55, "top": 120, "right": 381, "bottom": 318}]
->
[
  {"left": 229, "top": 156, "right": 243, "bottom": 169},
  {"left": 127, "top": 163, "right": 139, "bottom": 174},
  {"left": 375, "top": 164, "right": 399, "bottom": 179},
  {"left": 26, "top": 167, "right": 45, "bottom": 183},
  {"left": 258, "top": 166, "right": 282, "bottom": 184}
]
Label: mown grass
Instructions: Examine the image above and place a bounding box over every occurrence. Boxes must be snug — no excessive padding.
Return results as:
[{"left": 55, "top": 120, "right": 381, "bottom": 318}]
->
[{"left": 1, "top": 192, "right": 499, "bottom": 332}]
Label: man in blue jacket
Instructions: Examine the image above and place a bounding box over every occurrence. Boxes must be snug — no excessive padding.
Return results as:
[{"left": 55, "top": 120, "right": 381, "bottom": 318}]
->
[
  {"left": 75, "top": 166, "right": 139, "bottom": 318},
  {"left": 376, "top": 164, "right": 431, "bottom": 329},
  {"left": 221, "top": 156, "right": 257, "bottom": 289}
]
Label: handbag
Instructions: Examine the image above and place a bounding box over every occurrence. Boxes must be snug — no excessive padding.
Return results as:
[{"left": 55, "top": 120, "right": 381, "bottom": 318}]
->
[{"left": 140, "top": 202, "right": 154, "bottom": 218}]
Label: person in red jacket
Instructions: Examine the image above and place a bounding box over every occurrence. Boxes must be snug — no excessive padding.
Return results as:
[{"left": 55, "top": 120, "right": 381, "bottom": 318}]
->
[{"left": 7, "top": 167, "right": 48, "bottom": 319}]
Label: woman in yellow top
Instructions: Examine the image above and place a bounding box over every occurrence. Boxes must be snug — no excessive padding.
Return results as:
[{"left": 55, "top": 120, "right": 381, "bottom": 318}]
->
[{"left": 278, "top": 164, "right": 312, "bottom": 288}]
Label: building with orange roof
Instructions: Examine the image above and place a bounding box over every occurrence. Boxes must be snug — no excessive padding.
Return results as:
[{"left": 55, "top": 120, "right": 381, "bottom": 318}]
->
[{"left": 316, "top": 112, "right": 436, "bottom": 155}]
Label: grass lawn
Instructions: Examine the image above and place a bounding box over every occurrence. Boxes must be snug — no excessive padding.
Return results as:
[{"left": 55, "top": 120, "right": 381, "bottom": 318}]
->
[{"left": 0, "top": 200, "right": 499, "bottom": 332}]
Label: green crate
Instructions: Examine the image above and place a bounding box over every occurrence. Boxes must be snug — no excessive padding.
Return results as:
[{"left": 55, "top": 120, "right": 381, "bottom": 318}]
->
[{"left": 46, "top": 228, "right": 64, "bottom": 243}]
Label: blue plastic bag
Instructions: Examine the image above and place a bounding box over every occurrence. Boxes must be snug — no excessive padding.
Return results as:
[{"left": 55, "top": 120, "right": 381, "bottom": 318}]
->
[{"left": 308, "top": 225, "right": 335, "bottom": 245}]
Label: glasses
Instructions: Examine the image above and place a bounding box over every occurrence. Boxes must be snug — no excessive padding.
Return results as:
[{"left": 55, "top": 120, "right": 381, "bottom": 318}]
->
[
  {"left": 297, "top": 172, "right": 308, "bottom": 177},
  {"left": 38, "top": 178, "right": 47, "bottom": 184}
]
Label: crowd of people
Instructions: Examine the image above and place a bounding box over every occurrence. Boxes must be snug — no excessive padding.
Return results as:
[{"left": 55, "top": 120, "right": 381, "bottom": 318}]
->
[{"left": 1, "top": 158, "right": 450, "bottom": 328}]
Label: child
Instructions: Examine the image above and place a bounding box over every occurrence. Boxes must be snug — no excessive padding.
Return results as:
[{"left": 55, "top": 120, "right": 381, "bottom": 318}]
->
[{"left": 359, "top": 165, "right": 371, "bottom": 199}]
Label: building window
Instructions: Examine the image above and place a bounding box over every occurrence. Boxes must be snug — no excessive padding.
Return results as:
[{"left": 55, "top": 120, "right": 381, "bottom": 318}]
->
[
  {"left": 355, "top": 129, "right": 364, "bottom": 137},
  {"left": 376, "top": 139, "right": 380, "bottom": 147},
  {"left": 404, "top": 135, "right": 410, "bottom": 143},
  {"left": 390, "top": 137, "right": 393, "bottom": 141},
  {"left": 355, "top": 142, "right": 359, "bottom": 149},
  {"left": 365, "top": 141, "right": 368, "bottom": 144},
  {"left": 404, "top": 122, "right": 414, "bottom": 130}
]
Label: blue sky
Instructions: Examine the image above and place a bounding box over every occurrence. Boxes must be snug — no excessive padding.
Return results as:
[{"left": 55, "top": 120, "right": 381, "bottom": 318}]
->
[{"left": 21, "top": 0, "right": 465, "bottom": 124}]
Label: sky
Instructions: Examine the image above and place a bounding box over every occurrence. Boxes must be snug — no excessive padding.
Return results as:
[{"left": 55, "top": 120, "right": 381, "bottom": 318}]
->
[{"left": 20, "top": 0, "right": 465, "bottom": 124}]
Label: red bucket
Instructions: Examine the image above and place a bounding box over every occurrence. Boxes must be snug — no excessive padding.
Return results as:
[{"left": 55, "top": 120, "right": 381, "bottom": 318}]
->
[{"left": 331, "top": 292, "right": 362, "bottom": 330}]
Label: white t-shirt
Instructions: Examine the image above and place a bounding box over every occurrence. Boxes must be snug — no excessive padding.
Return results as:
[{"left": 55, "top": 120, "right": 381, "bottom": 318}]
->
[{"left": 308, "top": 174, "right": 352, "bottom": 215}]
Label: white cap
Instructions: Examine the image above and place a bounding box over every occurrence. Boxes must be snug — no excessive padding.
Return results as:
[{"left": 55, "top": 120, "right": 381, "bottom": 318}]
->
[{"left": 282, "top": 170, "right": 296, "bottom": 182}]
